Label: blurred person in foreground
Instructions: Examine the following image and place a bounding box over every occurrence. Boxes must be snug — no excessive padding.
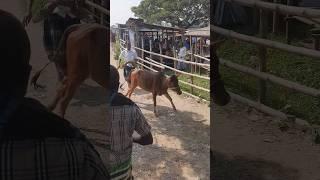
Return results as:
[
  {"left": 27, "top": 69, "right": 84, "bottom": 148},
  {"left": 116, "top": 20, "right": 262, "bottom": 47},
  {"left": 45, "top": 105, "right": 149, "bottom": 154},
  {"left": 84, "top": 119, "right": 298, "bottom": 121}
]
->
[
  {"left": 106, "top": 66, "right": 153, "bottom": 179},
  {"left": 0, "top": 9, "right": 109, "bottom": 180},
  {"left": 23, "top": 0, "right": 88, "bottom": 82}
]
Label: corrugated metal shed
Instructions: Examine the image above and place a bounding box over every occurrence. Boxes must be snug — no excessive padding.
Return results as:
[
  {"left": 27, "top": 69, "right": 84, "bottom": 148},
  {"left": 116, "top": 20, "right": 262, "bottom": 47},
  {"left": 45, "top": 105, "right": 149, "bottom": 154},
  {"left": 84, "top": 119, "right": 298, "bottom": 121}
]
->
[{"left": 185, "top": 26, "right": 210, "bottom": 37}]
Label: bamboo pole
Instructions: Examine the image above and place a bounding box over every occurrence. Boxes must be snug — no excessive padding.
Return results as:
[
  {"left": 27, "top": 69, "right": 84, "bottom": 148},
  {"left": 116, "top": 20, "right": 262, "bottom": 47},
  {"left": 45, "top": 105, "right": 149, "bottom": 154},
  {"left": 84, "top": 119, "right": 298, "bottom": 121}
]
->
[
  {"left": 224, "top": 0, "right": 320, "bottom": 18},
  {"left": 272, "top": 0, "right": 279, "bottom": 34},
  {"left": 179, "top": 80, "right": 210, "bottom": 92},
  {"left": 137, "top": 62, "right": 157, "bottom": 72},
  {"left": 149, "top": 39, "right": 153, "bottom": 68},
  {"left": 145, "top": 57, "right": 210, "bottom": 80},
  {"left": 285, "top": 0, "right": 292, "bottom": 44},
  {"left": 173, "top": 30, "right": 177, "bottom": 72},
  {"left": 211, "top": 25, "right": 320, "bottom": 59},
  {"left": 85, "top": 0, "right": 110, "bottom": 16},
  {"left": 191, "top": 53, "right": 210, "bottom": 62},
  {"left": 134, "top": 47, "right": 210, "bottom": 67},
  {"left": 141, "top": 36, "right": 144, "bottom": 70},
  {"left": 198, "top": 38, "right": 202, "bottom": 75},
  {"left": 159, "top": 42, "right": 163, "bottom": 64},
  {"left": 190, "top": 36, "right": 194, "bottom": 94},
  {"left": 258, "top": 8, "right": 268, "bottom": 104},
  {"left": 139, "top": 58, "right": 209, "bottom": 92},
  {"left": 219, "top": 58, "right": 320, "bottom": 97},
  {"left": 137, "top": 57, "right": 165, "bottom": 69}
]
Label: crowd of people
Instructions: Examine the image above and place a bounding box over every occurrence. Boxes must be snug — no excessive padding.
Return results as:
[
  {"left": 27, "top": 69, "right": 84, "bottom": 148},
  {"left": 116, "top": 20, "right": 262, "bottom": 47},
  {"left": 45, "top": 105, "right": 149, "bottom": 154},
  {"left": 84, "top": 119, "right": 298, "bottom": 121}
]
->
[{"left": 134, "top": 34, "right": 210, "bottom": 71}]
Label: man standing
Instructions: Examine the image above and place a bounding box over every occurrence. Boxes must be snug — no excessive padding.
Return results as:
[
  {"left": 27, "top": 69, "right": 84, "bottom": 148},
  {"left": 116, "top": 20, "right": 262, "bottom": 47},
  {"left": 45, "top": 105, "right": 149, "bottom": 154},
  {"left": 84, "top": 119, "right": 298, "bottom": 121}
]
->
[
  {"left": 106, "top": 68, "right": 153, "bottom": 179},
  {"left": 177, "top": 41, "right": 187, "bottom": 71},
  {"left": 23, "top": 0, "right": 87, "bottom": 81},
  {"left": 0, "top": 10, "right": 109, "bottom": 179},
  {"left": 118, "top": 42, "right": 138, "bottom": 82}
]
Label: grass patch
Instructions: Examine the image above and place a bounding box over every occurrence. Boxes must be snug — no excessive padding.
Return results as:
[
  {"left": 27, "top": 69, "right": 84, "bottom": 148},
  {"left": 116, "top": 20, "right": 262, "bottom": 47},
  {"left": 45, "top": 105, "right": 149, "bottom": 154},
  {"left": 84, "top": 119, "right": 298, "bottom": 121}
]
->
[
  {"left": 166, "top": 70, "right": 210, "bottom": 101},
  {"left": 217, "top": 38, "right": 320, "bottom": 124}
]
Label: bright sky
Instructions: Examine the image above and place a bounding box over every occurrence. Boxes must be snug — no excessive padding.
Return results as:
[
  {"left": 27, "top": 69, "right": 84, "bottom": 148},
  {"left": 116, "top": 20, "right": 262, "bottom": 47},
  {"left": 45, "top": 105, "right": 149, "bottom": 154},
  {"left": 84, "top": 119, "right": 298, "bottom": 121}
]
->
[{"left": 110, "top": 0, "right": 142, "bottom": 26}]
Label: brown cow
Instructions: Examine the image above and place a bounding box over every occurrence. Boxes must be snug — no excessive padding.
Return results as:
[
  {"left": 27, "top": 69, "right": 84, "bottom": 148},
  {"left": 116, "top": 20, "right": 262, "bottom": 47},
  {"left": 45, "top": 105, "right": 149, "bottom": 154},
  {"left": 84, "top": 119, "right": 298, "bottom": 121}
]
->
[
  {"left": 31, "top": 23, "right": 113, "bottom": 118},
  {"left": 125, "top": 69, "right": 182, "bottom": 116}
]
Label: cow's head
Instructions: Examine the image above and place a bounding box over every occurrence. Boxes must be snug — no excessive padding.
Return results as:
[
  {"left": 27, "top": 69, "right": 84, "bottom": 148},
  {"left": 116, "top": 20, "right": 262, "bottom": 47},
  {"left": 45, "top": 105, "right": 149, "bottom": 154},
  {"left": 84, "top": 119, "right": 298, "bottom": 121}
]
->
[
  {"left": 211, "top": 39, "right": 231, "bottom": 106},
  {"left": 167, "top": 74, "right": 182, "bottom": 95}
]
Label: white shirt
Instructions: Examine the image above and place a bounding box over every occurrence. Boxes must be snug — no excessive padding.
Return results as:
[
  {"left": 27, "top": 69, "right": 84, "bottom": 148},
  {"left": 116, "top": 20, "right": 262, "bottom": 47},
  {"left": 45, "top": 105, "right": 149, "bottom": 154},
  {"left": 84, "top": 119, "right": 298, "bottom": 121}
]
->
[
  {"left": 178, "top": 47, "right": 187, "bottom": 59},
  {"left": 119, "top": 49, "right": 138, "bottom": 63}
]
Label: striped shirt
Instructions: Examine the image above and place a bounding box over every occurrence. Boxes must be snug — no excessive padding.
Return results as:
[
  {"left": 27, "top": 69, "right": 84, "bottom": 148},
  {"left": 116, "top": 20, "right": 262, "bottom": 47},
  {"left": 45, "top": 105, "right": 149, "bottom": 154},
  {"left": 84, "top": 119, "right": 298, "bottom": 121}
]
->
[
  {"left": 106, "top": 93, "right": 151, "bottom": 179},
  {"left": 0, "top": 97, "right": 110, "bottom": 180}
]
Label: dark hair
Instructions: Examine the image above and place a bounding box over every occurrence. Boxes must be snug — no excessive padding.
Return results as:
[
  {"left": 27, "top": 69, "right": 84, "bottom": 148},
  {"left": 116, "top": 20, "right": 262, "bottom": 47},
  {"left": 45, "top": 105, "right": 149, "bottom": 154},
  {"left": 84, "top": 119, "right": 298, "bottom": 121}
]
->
[
  {"left": 0, "top": 10, "right": 31, "bottom": 94},
  {"left": 109, "top": 65, "right": 120, "bottom": 91}
]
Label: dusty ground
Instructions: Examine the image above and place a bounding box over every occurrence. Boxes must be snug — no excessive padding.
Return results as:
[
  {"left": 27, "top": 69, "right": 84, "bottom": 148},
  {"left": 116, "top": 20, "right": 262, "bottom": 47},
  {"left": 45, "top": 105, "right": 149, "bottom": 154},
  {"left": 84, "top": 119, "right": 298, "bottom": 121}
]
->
[
  {"left": 2, "top": 1, "right": 210, "bottom": 179},
  {"left": 212, "top": 102, "right": 320, "bottom": 180}
]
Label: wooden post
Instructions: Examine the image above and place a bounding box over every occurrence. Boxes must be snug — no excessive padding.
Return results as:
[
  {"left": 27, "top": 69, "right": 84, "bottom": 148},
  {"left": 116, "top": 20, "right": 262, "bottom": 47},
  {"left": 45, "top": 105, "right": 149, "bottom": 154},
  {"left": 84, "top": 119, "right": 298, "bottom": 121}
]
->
[
  {"left": 173, "top": 30, "right": 177, "bottom": 72},
  {"left": 190, "top": 36, "right": 193, "bottom": 73},
  {"left": 100, "top": 0, "right": 104, "bottom": 25},
  {"left": 258, "top": 8, "right": 268, "bottom": 104},
  {"left": 199, "top": 37, "right": 203, "bottom": 75},
  {"left": 195, "top": 37, "right": 198, "bottom": 74},
  {"left": 160, "top": 42, "right": 164, "bottom": 64},
  {"left": 149, "top": 39, "right": 153, "bottom": 69},
  {"left": 272, "top": 0, "right": 279, "bottom": 34},
  {"left": 162, "top": 30, "right": 164, "bottom": 42},
  {"left": 190, "top": 39, "right": 194, "bottom": 94},
  {"left": 312, "top": 34, "right": 320, "bottom": 50},
  {"left": 141, "top": 36, "right": 144, "bottom": 70},
  {"left": 286, "top": 0, "right": 292, "bottom": 44}
]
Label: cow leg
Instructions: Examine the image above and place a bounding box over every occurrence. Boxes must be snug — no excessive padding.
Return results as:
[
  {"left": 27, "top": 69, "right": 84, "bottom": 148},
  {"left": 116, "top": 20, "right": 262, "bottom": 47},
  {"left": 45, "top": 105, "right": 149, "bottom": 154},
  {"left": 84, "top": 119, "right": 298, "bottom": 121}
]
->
[
  {"left": 153, "top": 93, "right": 158, "bottom": 116},
  {"left": 164, "top": 93, "right": 177, "bottom": 111},
  {"left": 59, "top": 80, "right": 81, "bottom": 118},
  {"left": 126, "top": 78, "right": 138, "bottom": 99},
  {"left": 128, "top": 82, "right": 138, "bottom": 99},
  {"left": 48, "top": 79, "right": 68, "bottom": 111}
]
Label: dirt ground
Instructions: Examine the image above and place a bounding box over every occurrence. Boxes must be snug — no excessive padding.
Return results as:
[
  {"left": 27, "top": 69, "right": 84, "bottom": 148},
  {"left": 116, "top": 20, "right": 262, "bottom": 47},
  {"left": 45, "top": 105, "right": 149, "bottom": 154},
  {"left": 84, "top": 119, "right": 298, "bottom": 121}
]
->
[
  {"left": 2, "top": 1, "right": 210, "bottom": 179},
  {"left": 212, "top": 102, "right": 320, "bottom": 180}
]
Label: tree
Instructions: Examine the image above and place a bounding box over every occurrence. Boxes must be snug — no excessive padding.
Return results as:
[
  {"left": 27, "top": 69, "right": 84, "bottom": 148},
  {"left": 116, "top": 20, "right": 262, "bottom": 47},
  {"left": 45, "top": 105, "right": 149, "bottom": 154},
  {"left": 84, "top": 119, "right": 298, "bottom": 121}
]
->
[{"left": 131, "top": 0, "right": 209, "bottom": 28}]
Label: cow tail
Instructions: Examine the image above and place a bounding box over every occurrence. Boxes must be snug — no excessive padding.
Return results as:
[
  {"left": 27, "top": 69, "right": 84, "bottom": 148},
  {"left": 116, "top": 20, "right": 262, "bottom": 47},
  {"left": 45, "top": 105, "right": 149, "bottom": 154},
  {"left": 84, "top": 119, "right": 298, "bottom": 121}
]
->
[{"left": 30, "top": 61, "right": 53, "bottom": 89}]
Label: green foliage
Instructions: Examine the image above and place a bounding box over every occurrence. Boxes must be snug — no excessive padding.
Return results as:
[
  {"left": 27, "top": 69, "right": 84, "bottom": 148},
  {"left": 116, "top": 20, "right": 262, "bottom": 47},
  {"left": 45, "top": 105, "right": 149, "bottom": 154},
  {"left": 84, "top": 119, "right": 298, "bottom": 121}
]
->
[
  {"left": 131, "top": 0, "right": 209, "bottom": 28},
  {"left": 113, "top": 39, "right": 121, "bottom": 60},
  {"left": 31, "top": 0, "right": 47, "bottom": 15},
  {"left": 166, "top": 71, "right": 209, "bottom": 101},
  {"left": 217, "top": 39, "right": 320, "bottom": 125}
]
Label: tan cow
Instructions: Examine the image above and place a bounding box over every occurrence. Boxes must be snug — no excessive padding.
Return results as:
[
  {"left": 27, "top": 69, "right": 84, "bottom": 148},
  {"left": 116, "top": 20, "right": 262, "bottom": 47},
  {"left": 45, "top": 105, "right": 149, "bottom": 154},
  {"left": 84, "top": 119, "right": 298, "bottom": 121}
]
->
[
  {"left": 31, "top": 23, "right": 113, "bottom": 118},
  {"left": 125, "top": 69, "right": 182, "bottom": 116}
]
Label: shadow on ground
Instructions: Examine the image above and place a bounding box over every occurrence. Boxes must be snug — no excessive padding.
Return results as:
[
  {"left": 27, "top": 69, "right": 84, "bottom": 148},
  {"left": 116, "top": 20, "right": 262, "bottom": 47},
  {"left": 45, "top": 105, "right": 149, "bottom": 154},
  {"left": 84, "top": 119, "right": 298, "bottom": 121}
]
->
[
  {"left": 134, "top": 103, "right": 210, "bottom": 179},
  {"left": 211, "top": 151, "right": 300, "bottom": 180}
]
